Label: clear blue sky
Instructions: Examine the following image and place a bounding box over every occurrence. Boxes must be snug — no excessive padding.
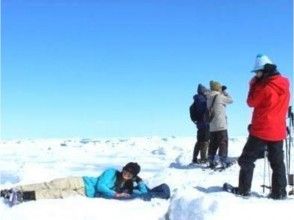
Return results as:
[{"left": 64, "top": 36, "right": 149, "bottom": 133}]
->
[{"left": 1, "top": 0, "right": 293, "bottom": 139}]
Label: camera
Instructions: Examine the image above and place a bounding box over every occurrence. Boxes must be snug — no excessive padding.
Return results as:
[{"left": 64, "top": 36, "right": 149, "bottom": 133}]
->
[{"left": 222, "top": 85, "right": 227, "bottom": 91}]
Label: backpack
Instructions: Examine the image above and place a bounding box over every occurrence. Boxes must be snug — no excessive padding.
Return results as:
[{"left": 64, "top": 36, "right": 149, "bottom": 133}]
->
[
  {"left": 189, "top": 95, "right": 206, "bottom": 122},
  {"left": 189, "top": 102, "right": 200, "bottom": 122}
]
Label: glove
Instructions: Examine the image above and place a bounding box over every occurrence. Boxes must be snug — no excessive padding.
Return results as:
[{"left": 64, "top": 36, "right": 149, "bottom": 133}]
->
[
  {"left": 115, "top": 193, "right": 131, "bottom": 199},
  {"left": 221, "top": 85, "right": 227, "bottom": 91},
  {"left": 249, "top": 77, "right": 258, "bottom": 87},
  {"left": 247, "top": 124, "right": 251, "bottom": 132}
]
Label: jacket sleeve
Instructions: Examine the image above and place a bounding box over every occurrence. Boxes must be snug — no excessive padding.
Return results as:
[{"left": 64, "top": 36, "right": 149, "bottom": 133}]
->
[
  {"left": 132, "top": 180, "right": 149, "bottom": 196},
  {"left": 247, "top": 83, "right": 265, "bottom": 107},
  {"left": 221, "top": 93, "right": 233, "bottom": 104},
  {"left": 96, "top": 169, "right": 117, "bottom": 198}
]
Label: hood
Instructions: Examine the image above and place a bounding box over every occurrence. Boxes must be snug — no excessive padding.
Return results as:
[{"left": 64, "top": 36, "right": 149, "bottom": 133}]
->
[
  {"left": 197, "top": 84, "right": 209, "bottom": 95},
  {"left": 267, "top": 75, "right": 290, "bottom": 96}
]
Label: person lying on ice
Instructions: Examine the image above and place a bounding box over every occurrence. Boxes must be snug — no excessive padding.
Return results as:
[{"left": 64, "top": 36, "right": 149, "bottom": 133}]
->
[{"left": 0, "top": 162, "right": 170, "bottom": 206}]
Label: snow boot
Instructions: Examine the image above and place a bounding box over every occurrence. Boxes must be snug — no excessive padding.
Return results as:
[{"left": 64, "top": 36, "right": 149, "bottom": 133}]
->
[
  {"left": 1, "top": 189, "right": 13, "bottom": 200},
  {"left": 199, "top": 159, "right": 208, "bottom": 164},
  {"left": 4, "top": 189, "right": 36, "bottom": 207},
  {"left": 7, "top": 189, "right": 23, "bottom": 206},
  {"left": 221, "top": 160, "right": 235, "bottom": 169},
  {"left": 209, "top": 161, "right": 217, "bottom": 169},
  {"left": 223, "top": 183, "right": 250, "bottom": 197},
  {"left": 191, "top": 158, "right": 199, "bottom": 164},
  {"left": 268, "top": 189, "right": 287, "bottom": 200}
]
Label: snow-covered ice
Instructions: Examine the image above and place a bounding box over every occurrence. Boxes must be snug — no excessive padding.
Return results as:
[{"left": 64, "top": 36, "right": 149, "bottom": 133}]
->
[{"left": 0, "top": 136, "right": 293, "bottom": 220}]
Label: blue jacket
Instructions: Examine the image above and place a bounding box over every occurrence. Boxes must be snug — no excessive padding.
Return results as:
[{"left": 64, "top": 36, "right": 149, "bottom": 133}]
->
[
  {"left": 82, "top": 168, "right": 148, "bottom": 198},
  {"left": 194, "top": 84, "right": 209, "bottom": 130}
]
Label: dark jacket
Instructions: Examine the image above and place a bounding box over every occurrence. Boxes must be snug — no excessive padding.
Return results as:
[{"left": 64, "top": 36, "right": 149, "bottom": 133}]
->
[{"left": 194, "top": 84, "right": 209, "bottom": 130}]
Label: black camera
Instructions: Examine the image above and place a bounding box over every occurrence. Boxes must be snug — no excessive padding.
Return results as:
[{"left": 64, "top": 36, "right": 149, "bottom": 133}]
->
[{"left": 222, "top": 85, "right": 227, "bottom": 91}]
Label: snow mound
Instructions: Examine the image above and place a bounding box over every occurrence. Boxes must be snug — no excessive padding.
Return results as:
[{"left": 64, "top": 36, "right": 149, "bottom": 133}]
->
[{"left": 167, "top": 188, "right": 218, "bottom": 220}]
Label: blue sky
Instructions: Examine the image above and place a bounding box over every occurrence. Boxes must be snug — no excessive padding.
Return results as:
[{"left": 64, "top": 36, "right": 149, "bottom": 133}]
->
[{"left": 1, "top": 0, "right": 293, "bottom": 139}]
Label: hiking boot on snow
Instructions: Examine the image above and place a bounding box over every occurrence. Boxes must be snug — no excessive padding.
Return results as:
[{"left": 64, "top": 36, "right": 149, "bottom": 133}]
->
[
  {"left": 199, "top": 159, "right": 208, "bottom": 164},
  {"left": 2, "top": 188, "right": 36, "bottom": 206},
  {"left": 234, "top": 188, "right": 250, "bottom": 197},
  {"left": 0, "top": 189, "right": 13, "bottom": 200},
  {"left": 230, "top": 186, "right": 250, "bottom": 197},
  {"left": 209, "top": 161, "right": 218, "bottom": 169},
  {"left": 8, "top": 189, "right": 24, "bottom": 206},
  {"left": 191, "top": 158, "right": 199, "bottom": 164},
  {"left": 192, "top": 158, "right": 207, "bottom": 164},
  {"left": 268, "top": 189, "right": 287, "bottom": 200},
  {"left": 223, "top": 183, "right": 250, "bottom": 197},
  {"left": 1, "top": 189, "right": 11, "bottom": 198},
  {"left": 220, "top": 161, "right": 234, "bottom": 169}
]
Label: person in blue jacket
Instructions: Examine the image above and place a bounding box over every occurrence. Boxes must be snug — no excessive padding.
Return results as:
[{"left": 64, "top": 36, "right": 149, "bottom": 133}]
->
[
  {"left": 84, "top": 162, "right": 149, "bottom": 199},
  {"left": 1, "top": 162, "right": 170, "bottom": 206},
  {"left": 190, "top": 84, "right": 210, "bottom": 164}
]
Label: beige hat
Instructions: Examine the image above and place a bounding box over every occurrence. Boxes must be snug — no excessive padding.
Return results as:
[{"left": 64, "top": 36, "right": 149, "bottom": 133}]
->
[{"left": 210, "top": 80, "right": 222, "bottom": 91}]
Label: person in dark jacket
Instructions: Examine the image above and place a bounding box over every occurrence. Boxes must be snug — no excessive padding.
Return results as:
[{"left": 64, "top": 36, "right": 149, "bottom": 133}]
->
[
  {"left": 191, "top": 84, "right": 210, "bottom": 164},
  {"left": 0, "top": 162, "right": 171, "bottom": 206},
  {"left": 230, "top": 54, "right": 290, "bottom": 199}
]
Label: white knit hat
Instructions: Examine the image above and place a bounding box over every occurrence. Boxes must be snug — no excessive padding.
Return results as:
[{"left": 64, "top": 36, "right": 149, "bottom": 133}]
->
[{"left": 251, "top": 54, "right": 273, "bottom": 72}]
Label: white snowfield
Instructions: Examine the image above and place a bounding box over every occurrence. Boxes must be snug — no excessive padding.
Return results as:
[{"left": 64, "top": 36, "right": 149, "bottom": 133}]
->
[{"left": 0, "top": 137, "right": 293, "bottom": 220}]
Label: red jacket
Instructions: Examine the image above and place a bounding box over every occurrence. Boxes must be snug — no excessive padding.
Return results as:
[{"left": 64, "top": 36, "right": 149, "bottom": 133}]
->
[{"left": 247, "top": 74, "right": 290, "bottom": 141}]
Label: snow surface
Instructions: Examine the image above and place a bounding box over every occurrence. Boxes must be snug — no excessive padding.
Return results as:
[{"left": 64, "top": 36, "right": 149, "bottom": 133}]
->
[{"left": 0, "top": 136, "right": 293, "bottom": 220}]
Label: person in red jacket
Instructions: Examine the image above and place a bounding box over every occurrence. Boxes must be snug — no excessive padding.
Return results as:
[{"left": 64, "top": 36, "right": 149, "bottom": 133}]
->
[{"left": 231, "top": 54, "right": 290, "bottom": 199}]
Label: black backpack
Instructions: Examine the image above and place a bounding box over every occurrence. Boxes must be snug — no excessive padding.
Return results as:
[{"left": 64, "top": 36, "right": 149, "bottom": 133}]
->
[
  {"left": 189, "top": 99, "right": 205, "bottom": 122},
  {"left": 189, "top": 102, "right": 198, "bottom": 122},
  {"left": 190, "top": 94, "right": 217, "bottom": 123}
]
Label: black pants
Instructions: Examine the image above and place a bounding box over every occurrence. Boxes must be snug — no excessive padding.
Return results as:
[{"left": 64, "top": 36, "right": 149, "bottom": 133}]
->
[
  {"left": 238, "top": 135, "right": 287, "bottom": 194},
  {"left": 208, "top": 130, "right": 228, "bottom": 163},
  {"left": 197, "top": 127, "right": 210, "bottom": 142}
]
